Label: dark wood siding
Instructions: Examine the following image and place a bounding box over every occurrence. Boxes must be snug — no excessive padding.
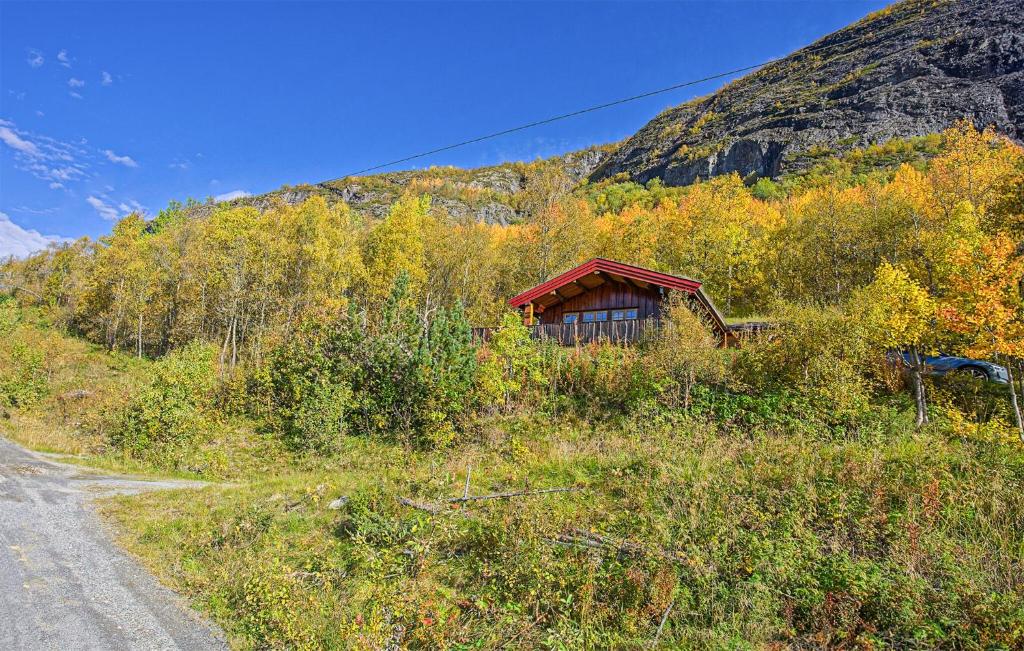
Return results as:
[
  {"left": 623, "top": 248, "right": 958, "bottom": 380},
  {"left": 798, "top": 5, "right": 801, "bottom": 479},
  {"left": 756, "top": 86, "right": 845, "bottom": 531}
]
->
[{"left": 537, "top": 280, "right": 662, "bottom": 325}]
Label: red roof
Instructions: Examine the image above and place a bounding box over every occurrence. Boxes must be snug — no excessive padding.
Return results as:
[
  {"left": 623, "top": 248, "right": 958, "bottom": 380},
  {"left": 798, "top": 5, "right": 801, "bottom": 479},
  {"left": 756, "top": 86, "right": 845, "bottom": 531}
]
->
[
  {"left": 508, "top": 258, "right": 726, "bottom": 333},
  {"left": 509, "top": 258, "right": 701, "bottom": 307}
]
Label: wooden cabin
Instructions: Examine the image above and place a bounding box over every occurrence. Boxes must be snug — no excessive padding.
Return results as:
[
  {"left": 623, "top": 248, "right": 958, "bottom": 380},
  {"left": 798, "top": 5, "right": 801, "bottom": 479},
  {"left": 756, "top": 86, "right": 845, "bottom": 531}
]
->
[{"left": 483, "top": 258, "right": 733, "bottom": 346}]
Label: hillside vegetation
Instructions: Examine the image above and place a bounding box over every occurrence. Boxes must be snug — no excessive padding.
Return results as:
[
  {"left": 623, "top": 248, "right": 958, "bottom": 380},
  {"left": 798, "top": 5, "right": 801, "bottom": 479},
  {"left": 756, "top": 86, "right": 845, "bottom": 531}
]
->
[{"left": 2, "top": 124, "right": 1024, "bottom": 648}]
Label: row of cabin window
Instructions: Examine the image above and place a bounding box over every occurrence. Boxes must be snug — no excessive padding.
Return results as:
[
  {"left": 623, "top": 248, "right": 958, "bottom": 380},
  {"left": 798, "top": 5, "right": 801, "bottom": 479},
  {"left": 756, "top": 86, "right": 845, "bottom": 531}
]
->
[{"left": 563, "top": 308, "right": 639, "bottom": 324}]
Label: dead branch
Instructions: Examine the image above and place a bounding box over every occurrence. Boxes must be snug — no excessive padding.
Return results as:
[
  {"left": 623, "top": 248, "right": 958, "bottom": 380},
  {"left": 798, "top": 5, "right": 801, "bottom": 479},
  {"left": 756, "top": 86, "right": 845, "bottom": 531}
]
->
[
  {"left": 550, "top": 528, "right": 687, "bottom": 564},
  {"left": 445, "top": 486, "right": 581, "bottom": 504},
  {"left": 651, "top": 594, "right": 676, "bottom": 647},
  {"left": 397, "top": 496, "right": 448, "bottom": 514}
]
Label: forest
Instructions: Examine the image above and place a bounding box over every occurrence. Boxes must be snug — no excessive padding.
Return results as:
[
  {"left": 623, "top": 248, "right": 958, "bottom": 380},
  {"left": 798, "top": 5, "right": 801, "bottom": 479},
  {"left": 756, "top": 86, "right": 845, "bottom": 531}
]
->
[{"left": 1, "top": 122, "right": 1023, "bottom": 648}]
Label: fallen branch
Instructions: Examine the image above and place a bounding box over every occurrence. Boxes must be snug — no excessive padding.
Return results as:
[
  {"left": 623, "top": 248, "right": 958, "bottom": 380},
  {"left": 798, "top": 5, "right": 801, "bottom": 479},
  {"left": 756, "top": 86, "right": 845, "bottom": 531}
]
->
[
  {"left": 497, "top": 613, "right": 546, "bottom": 650},
  {"left": 397, "top": 496, "right": 448, "bottom": 514},
  {"left": 444, "top": 486, "right": 581, "bottom": 504},
  {"left": 651, "top": 594, "right": 676, "bottom": 647},
  {"left": 550, "top": 528, "right": 687, "bottom": 564}
]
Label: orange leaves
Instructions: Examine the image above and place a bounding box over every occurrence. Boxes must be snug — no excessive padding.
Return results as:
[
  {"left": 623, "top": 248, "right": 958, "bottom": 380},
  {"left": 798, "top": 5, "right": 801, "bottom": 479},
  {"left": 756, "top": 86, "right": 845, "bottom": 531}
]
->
[{"left": 939, "top": 233, "right": 1024, "bottom": 358}]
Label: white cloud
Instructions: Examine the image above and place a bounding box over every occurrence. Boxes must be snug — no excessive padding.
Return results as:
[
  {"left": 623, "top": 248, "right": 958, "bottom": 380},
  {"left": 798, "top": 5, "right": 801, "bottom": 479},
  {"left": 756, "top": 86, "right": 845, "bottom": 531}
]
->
[
  {"left": 214, "top": 190, "right": 250, "bottom": 202},
  {"left": 103, "top": 149, "right": 138, "bottom": 168},
  {"left": 86, "top": 194, "right": 144, "bottom": 221},
  {"left": 118, "top": 199, "right": 145, "bottom": 214},
  {"left": 49, "top": 182, "right": 64, "bottom": 190},
  {"left": 57, "top": 50, "right": 71, "bottom": 68},
  {"left": 69, "top": 91, "right": 83, "bottom": 100},
  {"left": 0, "top": 212, "right": 65, "bottom": 259},
  {"left": 11, "top": 206, "right": 58, "bottom": 216},
  {"left": 1, "top": 120, "right": 90, "bottom": 187},
  {"left": 68, "top": 78, "right": 85, "bottom": 88},
  {"left": 30, "top": 163, "right": 83, "bottom": 182},
  {"left": 0, "top": 126, "right": 41, "bottom": 157},
  {"left": 35, "top": 110, "right": 44, "bottom": 117},
  {"left": 86, "top": 196, "right": 120, "bottom": 220},
  {"left": 101, "top": 71, "right": 113, "bottom": 86},
  {"left": 26, "top": 49, "right": 44, "bottom": 68}
]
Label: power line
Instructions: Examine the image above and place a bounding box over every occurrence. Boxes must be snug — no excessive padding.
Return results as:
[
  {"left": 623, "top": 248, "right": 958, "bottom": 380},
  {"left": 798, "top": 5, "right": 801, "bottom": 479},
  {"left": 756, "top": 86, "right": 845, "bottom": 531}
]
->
[
  {"left": 340, "top": 60, "right": 774, "bottom": 178},
  {"left": 336, "top": 19, "right": 964, "bottom": 180}
]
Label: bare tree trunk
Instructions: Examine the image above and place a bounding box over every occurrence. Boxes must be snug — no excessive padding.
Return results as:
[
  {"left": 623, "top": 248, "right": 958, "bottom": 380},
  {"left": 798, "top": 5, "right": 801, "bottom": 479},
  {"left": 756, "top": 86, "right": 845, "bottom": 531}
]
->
[
  {"left": 1001, "top": 356, "right": 1024, "bottom": 440},
  {"left": 1017, "top": 361, "right": 1024, "bottom": 420},
  {"left": 109, "top": 278, "right": 126, "bottom": 351},
  {"left": 220, "top": 317, "right": 232, "bottom": 369},
  {"left": 910, "top": 346, "right": 929, "bottom": 427},
  {"left": 136, "top": 311, "right": 143, "bottom": 359}
]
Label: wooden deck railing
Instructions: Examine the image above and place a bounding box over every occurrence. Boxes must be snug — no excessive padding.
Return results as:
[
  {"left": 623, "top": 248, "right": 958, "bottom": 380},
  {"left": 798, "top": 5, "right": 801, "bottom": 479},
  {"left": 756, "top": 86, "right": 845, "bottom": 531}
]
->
[{"left": 472, "top": 318, "right": 661, "bottom": 346}]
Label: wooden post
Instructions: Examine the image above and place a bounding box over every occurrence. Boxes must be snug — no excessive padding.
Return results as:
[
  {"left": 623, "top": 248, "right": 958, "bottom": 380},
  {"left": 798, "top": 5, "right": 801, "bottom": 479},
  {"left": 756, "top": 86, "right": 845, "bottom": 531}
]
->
[{"left": 525, "top": 303, "right": 535, "bottom": 326}]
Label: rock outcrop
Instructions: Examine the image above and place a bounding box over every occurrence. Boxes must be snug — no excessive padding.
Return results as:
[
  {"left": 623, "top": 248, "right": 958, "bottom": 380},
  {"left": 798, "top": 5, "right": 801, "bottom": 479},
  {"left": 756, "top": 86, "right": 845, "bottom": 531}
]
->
[
  {"left": 215, "top": 146, "right": 610, "bottom": 225},
  {"left": 589, "top": 0, "right": 1024, "bottom": 185}
]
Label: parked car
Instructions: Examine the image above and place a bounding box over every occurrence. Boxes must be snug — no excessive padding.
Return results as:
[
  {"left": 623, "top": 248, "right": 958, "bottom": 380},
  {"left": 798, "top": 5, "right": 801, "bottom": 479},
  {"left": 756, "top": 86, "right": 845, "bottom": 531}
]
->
[{"left": 891, "top": 351, "right": 1010, "bottom": 384}]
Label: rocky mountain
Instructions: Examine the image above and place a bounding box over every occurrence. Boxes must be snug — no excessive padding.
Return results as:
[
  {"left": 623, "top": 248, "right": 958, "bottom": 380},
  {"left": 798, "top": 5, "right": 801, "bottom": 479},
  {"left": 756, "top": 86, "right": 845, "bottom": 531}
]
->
[
  {"left": 210, "top": 147, "right": 610, "bottom": 225},
  {"left": 589, "top": 0, "right": 1023, "bottom": 185},
  {"left": 217, "top": 0, "right": 1021, "bottom": 222}
]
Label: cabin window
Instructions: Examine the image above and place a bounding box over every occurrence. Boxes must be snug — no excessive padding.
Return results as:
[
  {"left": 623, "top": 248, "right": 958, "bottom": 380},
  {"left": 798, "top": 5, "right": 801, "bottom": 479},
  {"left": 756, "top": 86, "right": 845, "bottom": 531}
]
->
[
  {"left": 612, "top": 307, "right": 639, "bottom": 321},
  {"left": 626, "top": 308, "right": 638, "bottom": 319},
  {"left": 582, "top": 310, "right": 608, "bottom": 323},
  {"left": 563, "top": 312, "right": 579, "bottom": 324}
]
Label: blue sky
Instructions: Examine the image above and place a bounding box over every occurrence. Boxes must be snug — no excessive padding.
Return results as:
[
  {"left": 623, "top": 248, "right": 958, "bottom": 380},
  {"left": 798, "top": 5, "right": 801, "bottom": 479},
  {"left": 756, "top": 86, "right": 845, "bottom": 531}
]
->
[{"left": 0, "top": 0, "right": 889, "bottom": 253}]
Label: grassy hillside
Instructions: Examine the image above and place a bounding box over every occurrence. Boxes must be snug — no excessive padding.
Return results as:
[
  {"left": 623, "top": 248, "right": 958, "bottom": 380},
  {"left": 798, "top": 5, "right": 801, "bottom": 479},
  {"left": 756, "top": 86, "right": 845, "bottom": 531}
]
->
[
  {"left": 100, "top": 409, "right": 1024, "bottom": 649},
  {"left": 2, "top": 298, "right": 1023, "bottom": 648},
  {"left": 0, "top": 305, "right": 288, "bottom": 479}
]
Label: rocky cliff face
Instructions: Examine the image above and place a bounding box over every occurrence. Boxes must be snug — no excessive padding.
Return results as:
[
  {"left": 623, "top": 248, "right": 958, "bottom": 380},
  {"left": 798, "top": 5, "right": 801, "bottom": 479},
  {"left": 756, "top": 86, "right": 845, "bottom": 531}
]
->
[{"left": 589, "top": 0, "right": 1024, "bottom": 185}]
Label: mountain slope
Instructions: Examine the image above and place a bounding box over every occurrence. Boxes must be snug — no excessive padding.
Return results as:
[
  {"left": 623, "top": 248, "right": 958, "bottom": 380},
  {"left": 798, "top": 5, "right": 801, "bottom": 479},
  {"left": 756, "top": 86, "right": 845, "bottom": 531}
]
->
[
  {"left": 217, "top": 0, "right": 1022, "bottom": 220},
  {"left": 207, "top": 147, "right": 610, "bottom": 225},
  {"left": 589, "top": 0, "right": 1024, "bottom": 185}
]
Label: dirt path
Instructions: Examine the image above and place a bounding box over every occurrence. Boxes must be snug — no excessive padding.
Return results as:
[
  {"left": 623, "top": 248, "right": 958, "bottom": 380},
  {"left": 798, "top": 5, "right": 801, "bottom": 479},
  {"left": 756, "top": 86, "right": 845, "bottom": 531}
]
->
[{"left": 0, "top": 436, "right": 227, "bottom": 650}]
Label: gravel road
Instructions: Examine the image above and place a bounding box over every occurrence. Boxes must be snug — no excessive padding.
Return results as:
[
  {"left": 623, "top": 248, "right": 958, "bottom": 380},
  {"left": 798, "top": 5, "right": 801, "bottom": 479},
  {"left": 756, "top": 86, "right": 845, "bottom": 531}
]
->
[{"left": 0, "top": 436, "right": 227, "bottom": 650}]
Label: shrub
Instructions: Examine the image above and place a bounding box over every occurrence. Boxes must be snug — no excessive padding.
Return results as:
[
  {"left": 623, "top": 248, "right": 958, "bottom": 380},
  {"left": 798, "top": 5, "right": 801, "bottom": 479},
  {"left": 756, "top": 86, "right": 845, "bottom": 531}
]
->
[
  {"left": 264, "top": 319, "right": 356, "bottom": 454},
  {"left": 0, "top": 295, "right": 19, "bottom": 335},
  {"left": 476, "top": 312, "right": 546, "bottom": 411},
  {"left": 0, "top": 340, "right": 48, "bottom": 409},
  {"left": 734, "top": 302, "right": 874, "bottom": 426},
  {"left": 341, "top": 275, "right": 477, "bottom": 447},
  {"left": 642, "top": 298, "right": 727, "bottom": 410},
  {"left": 0, "top": 298, "right": 49, "bottom": 409},
  {"left": 543, "top": 342, "right": 646, "bottom": 414},
  {"left": 109, "top": 341, "right": 218, "bottom": 456},
  {"left": 265, "top": 273, "right": 477, "bottom": 450},
  {"left": 289, "top": 381, "right": 353, "bottom": 453}
]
